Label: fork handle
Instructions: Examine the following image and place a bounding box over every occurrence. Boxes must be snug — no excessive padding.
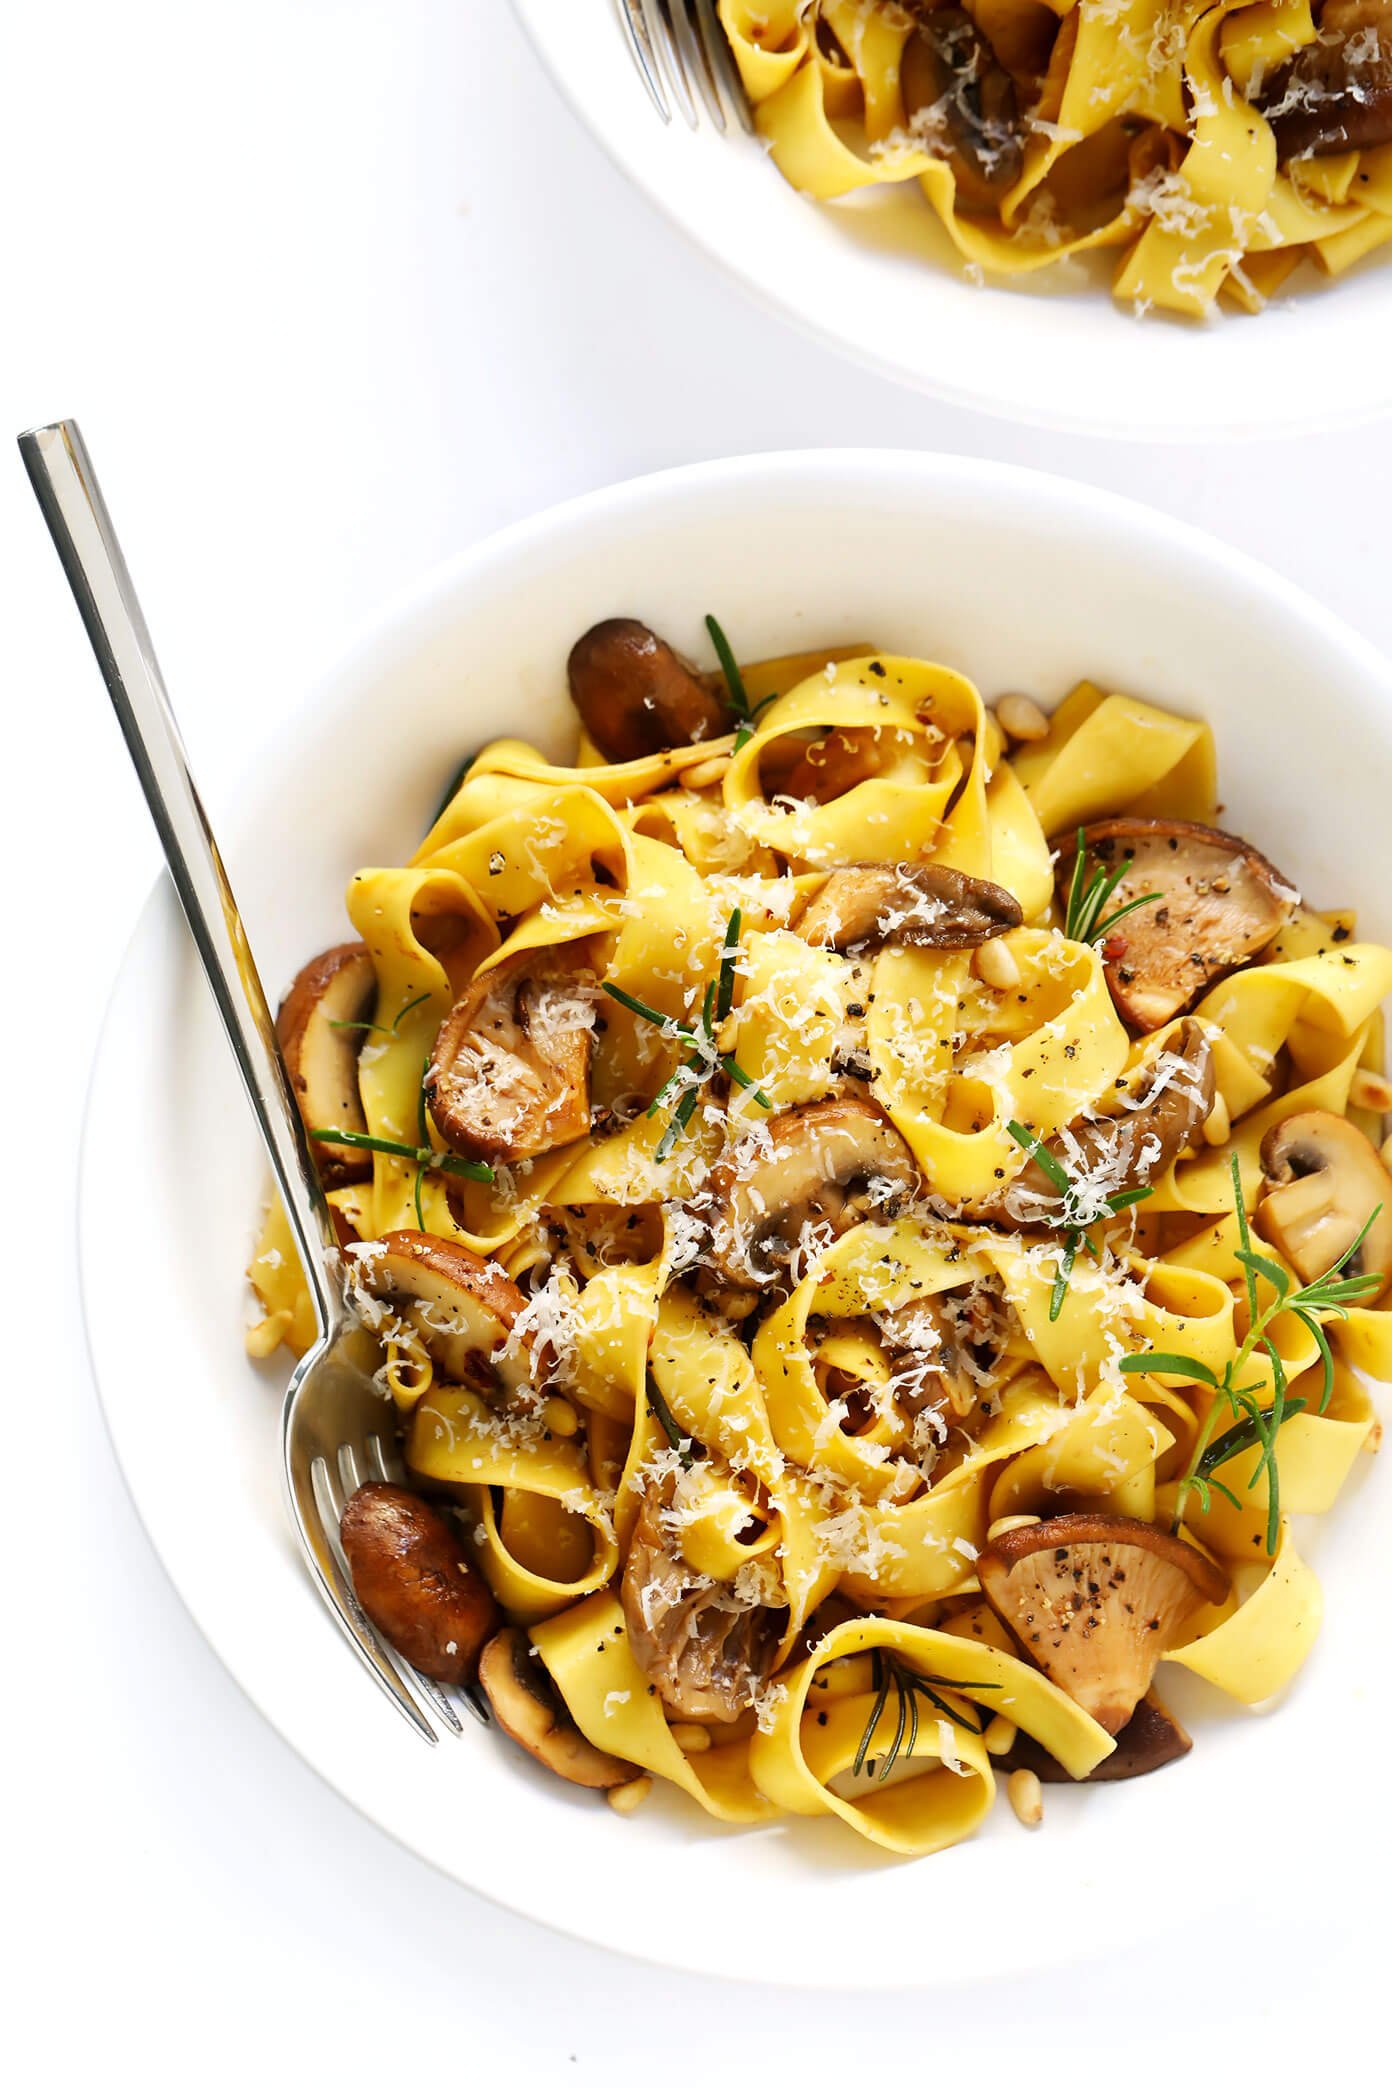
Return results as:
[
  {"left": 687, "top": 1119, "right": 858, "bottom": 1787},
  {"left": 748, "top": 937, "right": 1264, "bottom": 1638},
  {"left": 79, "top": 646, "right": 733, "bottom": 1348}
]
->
[{"left": 20, "top": 419, "right": 344, "bottom": 1336}]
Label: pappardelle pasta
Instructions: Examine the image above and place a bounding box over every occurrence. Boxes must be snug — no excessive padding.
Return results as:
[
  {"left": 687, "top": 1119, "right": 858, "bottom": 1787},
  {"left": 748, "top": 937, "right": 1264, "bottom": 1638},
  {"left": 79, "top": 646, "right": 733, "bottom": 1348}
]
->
[
  {"left": 716, "top": 0, "right": 1392, "bottom": 317},
  {"left": 250, "top": 617, "right": 1392, "bottom": 1856}
]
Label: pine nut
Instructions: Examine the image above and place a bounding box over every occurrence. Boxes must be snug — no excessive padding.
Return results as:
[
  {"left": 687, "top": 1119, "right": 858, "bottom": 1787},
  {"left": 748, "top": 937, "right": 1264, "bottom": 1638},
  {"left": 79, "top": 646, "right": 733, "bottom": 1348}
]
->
[
  {"left": 1007, "top": 1768, "right": 1043, "bottom": 1826},
  {"left": 606, "top": 1775, "right": 653, "bottom": 1815},
  {"left": 668, "top": 1723, "right": 712, "bottom": 1754},
  {"left": 540, "top": 1396, "right": 580, "bottom": 1437},
  {"left": 683, "top": 754, "right": 731, "bottom": 791},
  {"left": 995, "top": 693, "right": 1050, "bottom": 743},
  {"left": 974, "top": 938, "right": 1021, "bottom": 991},
  {"left": 1202, "top": 1093, "right": 1230, "bottom": 1146},
  {"left": 1350, "top": 1067, "right": 1392, "bottom": 1114},
  {"left": 987, "top": 1514, "right": 1041, "bottom": 1542},
  {"left": 984, "top": 1715, "right": 1018, "bottom": 1757}
]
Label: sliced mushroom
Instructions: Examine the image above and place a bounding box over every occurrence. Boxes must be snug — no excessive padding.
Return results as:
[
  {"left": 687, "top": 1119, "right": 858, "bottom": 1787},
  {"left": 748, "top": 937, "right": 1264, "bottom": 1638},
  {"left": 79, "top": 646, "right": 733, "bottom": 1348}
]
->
[
  {"left": 900, "top": 6, "right": 1025, "bottom": 214},
  {"left": 778, "top": 727, "right": 888, "bottom": 805},
  {"left": 567, "top": 618, "right": 728, "bottom": 763},
  {"left": 425, "top": 948, "right": 596, "bottom": 1166},
  {"left": 796, "top": 862, "right": 1023, "bottom": 953},
  {"left": 982, "top": 1019, "right": 1215, "bottom": 1223},
  {"left": 1258, "top": 1110, "right": 1392, "bottom": 1303},
  {"left": 875, "top": 1277, "right": 1012, "bottom": 1437},
  {"left": 1261, "top": 0, "right": 1392, "bottom": 158},
  {"left": 1005, "top": 1692, "right": 1192, "bottom": 1783},
  {"left": 276, "top": 942, "right": 376, "bottom": 1185},
  {"left": 703, "top": 1098, "right": 921, "bottom": 1286},
  {"left": 339, "top": 1481, "right": 499, "bottom": 1685},
  {"left": 478, "top": 1627, "right": 634, "bottom": 1789},
  {"left": 354, "top": 1229, "right": 541, "bottom": 1402},
  {"left": 978, "top": 1512, "right": 1229, "bottom": 1734},
  {"left": 621, "top": 1481, "right": 782, "bottom": 1723},
  {"left": 1057, "top": 820, "right": 1297, "bottom": 1032}
]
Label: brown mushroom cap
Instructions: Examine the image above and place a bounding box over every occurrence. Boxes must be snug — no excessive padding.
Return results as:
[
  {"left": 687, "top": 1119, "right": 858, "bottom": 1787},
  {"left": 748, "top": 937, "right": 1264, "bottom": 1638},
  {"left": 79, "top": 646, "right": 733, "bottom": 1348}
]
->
[
  {"left": 354, "top": 1229, "right": 541, "bottom": 1402},
  {"left": 875, "top": 1278, "right": 1011, "bottom": 1435},
  {"left": 567, "top": 618, "right": 729, "bottom": 763},
  {"left": 900, "top": 6, "right": 1024, "bottom": 213},
  {"left": 704, "top": 1098, "right": 921, "bottom": 1286},
  {"left": 1261, "top": 0, "right": 1392, "bottom": 158},
  {"left": 983, "top": 1019, "right": 1215, "bottom": 1224},
  {"left": 276, "top": 942, "right": 376, "bottom": 1185},
  {"left": 620, "top": 1482, "right": 782, "bottom": 1723},
  {"left": 1258, "top": 1109, "right": 1392, "bottom": 1302},
  {"left": 1005, "top": 1692, "right": 1192, "bottom": 1783},
  {"left": 979, "top": 1512, "right": 1229, "bottom": 1734},
  {"left": 1057, "top": 820, "right": 1297, "bottom": 1033},
  {"left": 425, "top": 948, "right": 595, "bottom": 1166},
  {"left": 796, "top": 861, "right": 1023, "bottom": 953},
  {"left": 339, "top": 1481, "right": 499, "bottom": 1685},
  {"left": 478, "top": 1627, "right": 635, "bottom": 1788}
]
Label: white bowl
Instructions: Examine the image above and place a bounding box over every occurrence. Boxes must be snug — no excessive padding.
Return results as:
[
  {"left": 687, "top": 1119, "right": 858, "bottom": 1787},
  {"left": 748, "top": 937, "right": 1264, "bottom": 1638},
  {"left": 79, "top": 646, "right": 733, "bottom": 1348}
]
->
[
  {"left": 83, "top": 451, "right": 1392, "bottom": 1986},
  {"left": 512, "top": 0, "right": 1392, "bottom": 440}
]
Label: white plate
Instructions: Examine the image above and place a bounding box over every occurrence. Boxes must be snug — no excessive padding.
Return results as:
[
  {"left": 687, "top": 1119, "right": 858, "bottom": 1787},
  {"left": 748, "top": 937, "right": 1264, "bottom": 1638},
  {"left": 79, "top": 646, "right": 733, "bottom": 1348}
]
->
[
  {"left": 83, "top": 451, "right": 1392, "bottom": 1986},
  {"left": 512, "top": 0, "right": 1392, "bottom": 440}
]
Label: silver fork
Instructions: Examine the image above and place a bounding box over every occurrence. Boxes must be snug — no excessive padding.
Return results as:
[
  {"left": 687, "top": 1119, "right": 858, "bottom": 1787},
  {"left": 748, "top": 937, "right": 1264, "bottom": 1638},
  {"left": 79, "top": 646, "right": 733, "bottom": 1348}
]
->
[
  {"left": 20, "top": 418, "right": 482, "bottom": 1745},
  {"left": 618, "top": 0, "right": 753, "bottom": 130}
]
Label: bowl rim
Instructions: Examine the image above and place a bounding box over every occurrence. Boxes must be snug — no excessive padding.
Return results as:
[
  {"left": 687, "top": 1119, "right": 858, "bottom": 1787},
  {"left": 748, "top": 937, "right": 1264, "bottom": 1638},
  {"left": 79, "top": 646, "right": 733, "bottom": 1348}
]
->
[
  {"left": 509, "top": 0, "right": 1392, "bottom": 443},
  {"left": 78, "top": 447, "right": 1392, "bottom": 1985}
]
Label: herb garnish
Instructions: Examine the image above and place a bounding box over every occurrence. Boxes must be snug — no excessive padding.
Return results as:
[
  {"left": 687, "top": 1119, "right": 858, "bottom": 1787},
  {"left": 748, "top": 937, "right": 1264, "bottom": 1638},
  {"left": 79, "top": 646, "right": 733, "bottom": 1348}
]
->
[
  {"left": 1119, "top": 1153, "right": 1382, "bottom": 1552},
  {"left": 329, "top": 989, "right": 431, "bottom": 1039},
  {"left": 1005, "top": 1118, "right": 1153, "bottom": 1321},
  {"left": 1063, "top": 827, "right": 1161, "bottom": 947},
  {"left": 603, "top": 908, "right": 771, "bottom": 1159},
  {"left": 852, "top": 1651, "right": 997, "bottom": 1783},
  {"left": 705, "top": 614, "right": 778, "bottom": 753},
  {"left": 309, "top": 1126, "right": 495, "bottom": 1186},
  {"left": 647, "top": 1377, "right": 696, "bottom": 1468}
]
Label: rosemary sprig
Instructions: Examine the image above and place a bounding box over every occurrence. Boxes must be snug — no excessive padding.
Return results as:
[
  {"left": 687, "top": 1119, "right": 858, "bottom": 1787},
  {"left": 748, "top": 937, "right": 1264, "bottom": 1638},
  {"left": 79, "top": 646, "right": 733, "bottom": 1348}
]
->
[
  {"left": 603, "top": 908, "right": 771, "bottom": 1158},
  {"left": 310, "top": 1126, "right": 495, "bottom": 1185},
  {"left": 852, "top": 1651, "right": 998, "bottom": 1783},
  {"left": 705, "top": 613, "right": 778, "bottom": 753},
  {"left": 329, "top": 989, "right": 431, "bottom": 1038},
  {"left": 1064, "top": 827, "right": 1161, "bottom": 947},
  {"left": 647, "top": 1376, "right": 696, "bottom": 1468},
  {"left": 1005, "top": 1118, "right": 1154, "bottom": 1322},
  {"left": 1120, "top": 1153, "right": 1383, "bottom": 1552}
]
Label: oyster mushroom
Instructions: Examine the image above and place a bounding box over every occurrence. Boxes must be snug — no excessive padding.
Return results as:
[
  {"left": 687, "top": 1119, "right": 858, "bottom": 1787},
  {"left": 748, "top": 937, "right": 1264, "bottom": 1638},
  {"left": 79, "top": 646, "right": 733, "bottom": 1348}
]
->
[
  {"left": 875, "top": 1278, "right": 1012, "bottom": 1437},
  {"left": 276, "top": 941, "right": 376, "bottom": 1185},
  {"left": 567, "top": 618, "right": 728, "bottom": 763},
  {"left": 425, "top": 947, "right": 596, "bottom": 1166},
  {"left": 982, "top": 1019, "right": 1215, "bottom": 1223},
  {"left": 354, "top": 1230, "right": 541, "bottom": 1403},
  {"left": 1057, "top": 820, "right": 1297, "bottom": 1032},
  {"left": 978, "top": 1512, "right": 1229, "bottom": 1734},
  {"left": 1005, "top": 1692, "right": 1192, "bottom": 1783},
  {"left": 796, "top": 861, "right": 1023, "bottom": 953},
  {"left": 478, "top": 1627, "right": 635, "bottom": 1789},
  {"left": 1261, "top": 0, "right": 1392, "bottom": 158},
  {"left": 1257, "top": 1110, "right": 1392, "bottom": 1302},
  {"left": 620, "top": 1481, "right": 782, "bottom": 1723},
  {"left": 339, "top": 1481, "right": 499, "bottom": 1685},
  {"left": 900, "top": 6, "right": 1024, "bottom": 214},
  {"left": 704, "top": 1098, "right": 921, "bottom": 1286}
]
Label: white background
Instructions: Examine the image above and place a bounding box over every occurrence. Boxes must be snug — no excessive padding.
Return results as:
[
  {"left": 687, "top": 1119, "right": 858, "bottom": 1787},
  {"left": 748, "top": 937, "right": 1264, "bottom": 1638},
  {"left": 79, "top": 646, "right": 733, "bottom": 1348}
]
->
[{"left": 5, "top": 2, "right": 1386, "bottom": 2078}]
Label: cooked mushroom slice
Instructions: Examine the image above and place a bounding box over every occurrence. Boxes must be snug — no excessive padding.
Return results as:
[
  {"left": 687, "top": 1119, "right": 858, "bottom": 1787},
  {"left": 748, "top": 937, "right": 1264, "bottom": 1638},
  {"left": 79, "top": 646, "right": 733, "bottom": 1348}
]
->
[
  {"left": 276, "top": 941, "right": 377, "bottom": 1185},
  {"left": 478, "top": 1627, "right": 634, "bottom": 1789},
  {"left": 339, "top": 1481, "right": 499, "bottom": 1685},
  {"left": 900, "top": 6, "right": 1024, "bottom": 213},
  {"left": 621, "top": 1483, "right": 782, "bottom": 1723},
  {"left": 1005, "top": 1692, "right": 1192, "bottom": 1783},
  {"left": 797, "top": 862, "right": 1023, "bottom": 953},
  {"left": 1261, "top": 0, "right": 1392, "bottom": 158},
  {"left": 356, "top": 1230, "right": 540, "bottom": 1402},
  {"left": 978, "top": 1512, "right": 1229, "bottom": 1734},
  {"left": 1258, "top": 1110, "right": 1392, "bottom": 1302},
  {"left": 425, "top": 948, "right": 596, "bottom": 1166},
  {"left": 1057, "top": 820, "right": 1297, "bottom": 1032},
  {"left": 984, "top": 1019, "right": 1215, "bottom": 1222},
  {"left": 876, "top": 1278, "right": 1011, "bottom": 1438},
  {"left": 704, "top": 1098, "right": 921, "bottom": 1286},
  {"left": 567, "top": 618, "right": 728, "bottom": 763}
]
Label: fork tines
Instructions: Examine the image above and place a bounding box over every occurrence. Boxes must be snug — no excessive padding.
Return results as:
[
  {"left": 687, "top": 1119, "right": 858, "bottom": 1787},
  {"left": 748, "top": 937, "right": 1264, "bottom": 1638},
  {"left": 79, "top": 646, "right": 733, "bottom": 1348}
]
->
[{"left": 618, "top": 0, "right": 753, "bottom": 131}]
